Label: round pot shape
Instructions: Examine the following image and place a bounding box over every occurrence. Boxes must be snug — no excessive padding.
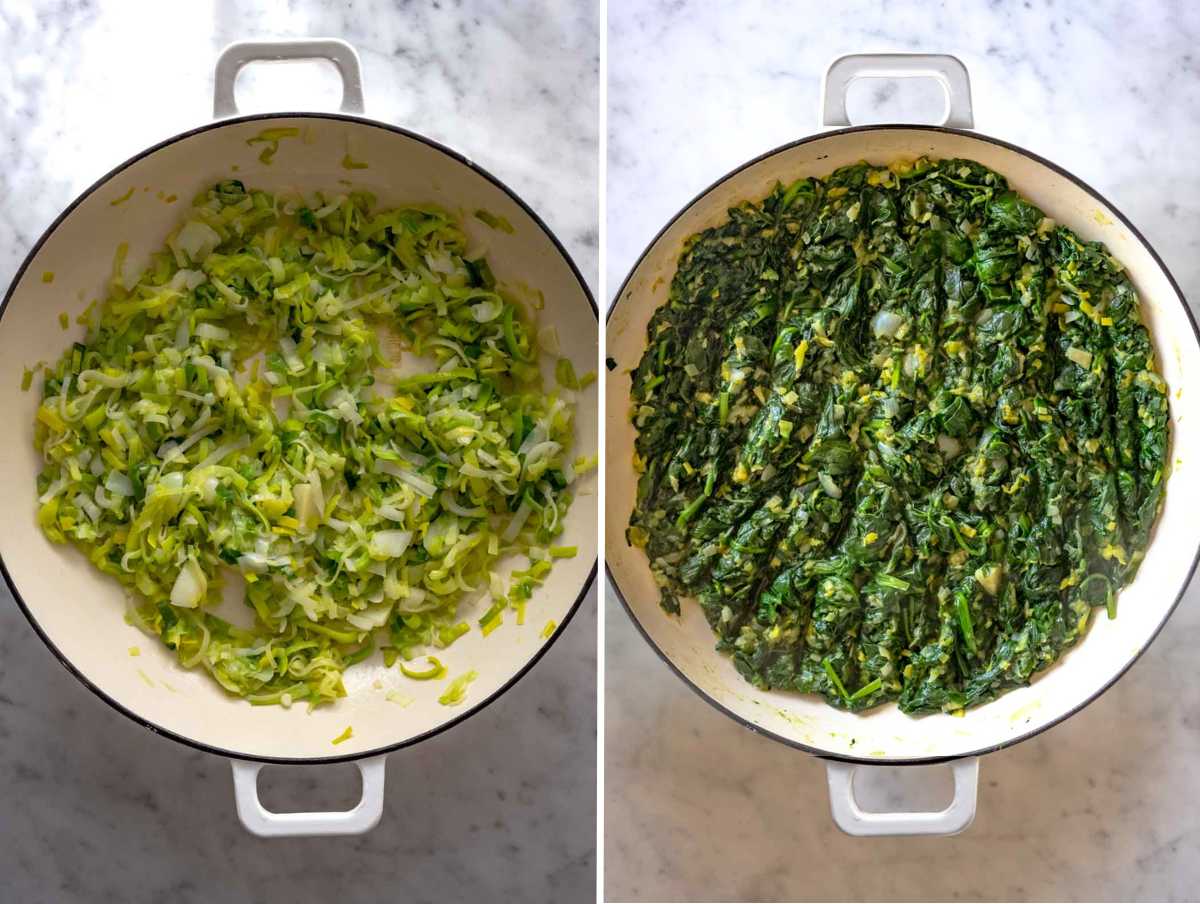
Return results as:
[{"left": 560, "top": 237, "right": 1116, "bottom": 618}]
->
[
  {"left": 605, "top": 54, "right": 1199, "bottom": 835},
  {"left": 0, "top": 41, "right": 598, "bottom": 835}
]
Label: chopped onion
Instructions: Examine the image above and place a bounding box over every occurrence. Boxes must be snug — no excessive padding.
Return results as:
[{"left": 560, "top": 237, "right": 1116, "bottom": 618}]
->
[
  {"left": 396, "top": 587, "right": 436, "bottom": 613},
  {"left": 937, "top": 434, "right": 962, "bottom": 457},
  {"left": 1066, "top": 346, "right": 1093, "bottom": 369},
  {"left": 237, "top": 553, "right": 270, "bottom": 573},
  {"left": 168, "top": 269, "right": 206, "bottom": 291},
  {"left": 818, "top": 473, "right": 842, "bottom": 499},
  {"left": 195, "top": 323, "right": 230, "bottom": 342},
  {"left": 157, "top": 471, "right": 185, "bottom": 492},
  {"left": 93, "top": 485, "right": 116, "bottom": 510},
  {"left": 471, "top": 299, "right": 503, "bottom": 322},
  {"left": 903, "top": 350, "right": 922, "bottom": 378},
  {"left": 293, "top": 480, "right": 325, "bottom": 530},
  {"left": 872, "top": 309, "right": 903, "bottom": 338},
  {"left": 346, "top": 602, "right": 393, "bottom": 630},
  {"left": 38, "top": 476, "right": 68, "bottom": 505},
  {"left": 170, "top": 558, "right": 207, "bottom": 608},
  {"left": 324, "top": 387, "right": 363, "bottom": 426},
  {"left": 173, "top": 221, "right": 221, "bottom": 262},
  {"left": 278, "top": 336, "right": 305, "bottom": 373},
  {"left": 376, "top": 504, "right": 407, "bottom": 523},
  {"left": 370, "top": 529, "right": 413, "bottom": 558},
  {"left": 425, "top": 252, "right": 456, "bottom": 275},
  {"left": 105, "top": 471, "right": 133, "bottom": 497}
]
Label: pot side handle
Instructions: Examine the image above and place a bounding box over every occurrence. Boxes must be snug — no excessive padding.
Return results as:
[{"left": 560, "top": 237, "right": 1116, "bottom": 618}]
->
[
  {"left": 213, "top": 38, "right": 365, "bottom": 118},
  {"left": 821, "top": 53, "right": 973, "bottom": 129},
  {"left": 231, "top": 755, "right": 387, "bottom": 837},
  {"left": 825, "top": 757, "right": 978, "bottom": 837}
]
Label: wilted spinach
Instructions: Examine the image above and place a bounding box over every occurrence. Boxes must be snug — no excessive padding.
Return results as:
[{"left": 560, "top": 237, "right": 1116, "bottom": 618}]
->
[{"left": 627, "top": 157, "right": 1169, "bottom": 715}]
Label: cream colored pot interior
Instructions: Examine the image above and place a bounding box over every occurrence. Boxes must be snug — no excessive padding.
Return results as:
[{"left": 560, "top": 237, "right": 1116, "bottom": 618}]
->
[
  {"left": 0, "top": 115, "right": 597, "bottom": 760},
  {"left": 607, "top": 127, "right": 1198, "bottom": 762}
]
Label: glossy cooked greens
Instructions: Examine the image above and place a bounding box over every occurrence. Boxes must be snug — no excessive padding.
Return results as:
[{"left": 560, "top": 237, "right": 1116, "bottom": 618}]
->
[
  {"left": 628, "top": 157, "right": 1169, "bottom": 715},
  {"left": 34, "top": 180, "right": 587, "bottom": 708}
]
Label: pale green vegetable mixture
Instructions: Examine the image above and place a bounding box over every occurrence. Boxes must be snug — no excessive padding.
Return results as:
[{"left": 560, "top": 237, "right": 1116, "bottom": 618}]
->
[{"left": 33, "top": 179, "right": 593, "bottom": 708}]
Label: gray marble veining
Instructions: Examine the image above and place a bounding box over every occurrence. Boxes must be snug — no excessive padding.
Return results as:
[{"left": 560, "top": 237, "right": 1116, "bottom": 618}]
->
[
  {"left": 0, "top": 2, "right": 597, "bottom": 903},
  {"left": 607, "top": 1, "right": 1200, "bottom": 900}
]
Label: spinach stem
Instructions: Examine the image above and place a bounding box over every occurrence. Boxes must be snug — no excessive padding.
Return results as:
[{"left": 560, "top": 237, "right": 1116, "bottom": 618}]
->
[
  {"left": 849, "top": 677, "right": 883, "bottom": 702},
  {"left": 823, "top": 658, "right": 851, "bottom": 703},
  {"left": 956, "top": 592, "right": 978, "bottom": 656}
]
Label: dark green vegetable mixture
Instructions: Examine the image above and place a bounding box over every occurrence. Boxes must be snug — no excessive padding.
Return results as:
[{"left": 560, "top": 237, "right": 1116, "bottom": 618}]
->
[{"left": 627, "top": 157, "right": 1169, "bottom": 715}]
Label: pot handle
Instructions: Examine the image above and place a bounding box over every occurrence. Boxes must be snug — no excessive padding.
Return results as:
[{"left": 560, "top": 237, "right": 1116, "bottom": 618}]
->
[
  {"left": 821, "top": 53, "right": 973, "bottom": 129},
  {"left": 825, "top": 756, "right": 978, "bottom": 836},
  {"left": 231, "top": 755, "right": 387, "bottom": 837},
  {"left": 213, "top": 38, "right": 365, "bottom": 118}
]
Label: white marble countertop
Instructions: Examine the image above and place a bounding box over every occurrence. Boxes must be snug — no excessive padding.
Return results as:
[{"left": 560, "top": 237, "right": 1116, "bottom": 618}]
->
[
  {"left": 0, "top": 3, "right": 597, "bottom": 902},
  {"left": 606, "top": 1, "right": 1200, "bottom": 900}
]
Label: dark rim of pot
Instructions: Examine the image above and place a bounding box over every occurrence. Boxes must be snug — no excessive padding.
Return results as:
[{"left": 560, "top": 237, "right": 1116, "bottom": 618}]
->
[
  {"left": 0, "top": 111, "right": 599, "bottom": 765},
  {"left": 605, "top": 123, "right": 1200, "bottom": 766}
]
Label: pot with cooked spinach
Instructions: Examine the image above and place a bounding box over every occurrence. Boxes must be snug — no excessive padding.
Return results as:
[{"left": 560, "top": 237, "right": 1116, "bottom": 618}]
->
[{"left": 627, "top": 157, "right": 1169, "bottom": 715}]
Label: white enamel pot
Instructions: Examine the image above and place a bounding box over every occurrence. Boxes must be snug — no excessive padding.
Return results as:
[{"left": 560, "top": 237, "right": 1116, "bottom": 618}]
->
[
  {"left": 606, "top": 54, "right": 1200, "bottom": 836},
  {"left": 0, "top": 40, "right": 597, "bottom": 836}
]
